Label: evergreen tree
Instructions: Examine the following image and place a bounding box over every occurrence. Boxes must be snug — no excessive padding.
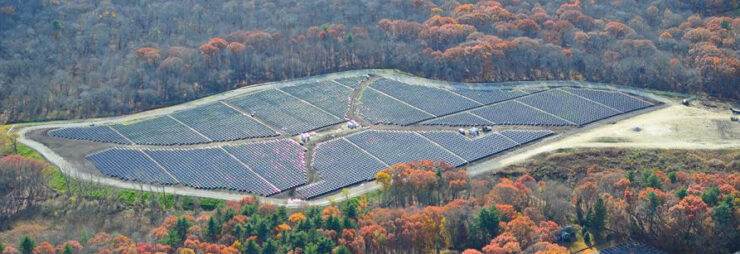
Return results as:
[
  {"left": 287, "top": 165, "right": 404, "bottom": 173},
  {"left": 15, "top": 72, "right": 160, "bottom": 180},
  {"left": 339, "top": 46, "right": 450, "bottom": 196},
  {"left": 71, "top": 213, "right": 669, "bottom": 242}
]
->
[
  {"left": 244, "top": 239, "right": 260, "bottom": 254},
  {"left": 61, "top": 244, "right": 73, "bottom": 254},
  {"left": 702, "top": 186, "right": 720, "bottom": 206},
  {"left": 675, "top": 188, "right": 688, "bottom": 200},
  {"left": 667, "top": 172, "right": 677, "bottom": 183},
  {"left": 341, "top": 216, "right": 355, "bottom": 229},
  {"left": 277, "top": 206, "right": 287, "bottom": 220},
  {"left": 647, "top": 174, "right": 662, "bottom": 189},
  {"left": 225, "top": 208, "right": 236, "bottom": 222},
  {"left": 316, "top": 238, "right": 335, "bottom": 254},
  {"left": 205, "top": 216, "right": 222, "bottom": 241},
  {"left": 342, "top": 202, "right": 358, "bottom": 219},
  {"left": 326, "top": 215, "right": 342, "bottom": 232},
  {"left": 19, "top": 236, "right": 35, "bottom": 254},
  {"left": 475, "top": 205, "right": 500, "bottom": 238},
  {"left": 256, "top": 220, "right": 270, "bottom": 242},
  {"left": 162, "top": 217, "right": 192, "bottom": 246},
  {"left": 589, "top": 197, "right": 607, "bottom": 235},
  {"left": 712, "top": 202, "right": 732, "bottom": 224},
  {"left": 261, "top": 240, "right": 278, "bottom": 254},
  {"left": 333, "top": 245, "right": 351, "bottom": 254}
]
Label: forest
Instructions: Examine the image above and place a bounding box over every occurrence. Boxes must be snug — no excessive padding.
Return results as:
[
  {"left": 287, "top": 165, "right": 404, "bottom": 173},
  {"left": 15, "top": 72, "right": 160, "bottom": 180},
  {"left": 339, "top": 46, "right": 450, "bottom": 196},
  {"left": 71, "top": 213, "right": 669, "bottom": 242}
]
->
[{"left": 0, "top": 0, "right": 739, "bottom": 123}]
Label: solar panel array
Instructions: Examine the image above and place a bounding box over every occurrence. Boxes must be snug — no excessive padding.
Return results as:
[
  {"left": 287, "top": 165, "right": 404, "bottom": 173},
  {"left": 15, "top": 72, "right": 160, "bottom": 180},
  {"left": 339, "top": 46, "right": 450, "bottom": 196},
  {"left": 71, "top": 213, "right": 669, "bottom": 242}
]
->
[
  {"left": 419, "top": 131, "right": 519, "bottom": 162},
  {"left": 171, "top": 103, "right": 277, "bottom": 142},
  {"left": 63, "top": 76, "right": 655, "bottom": 199},
  {"left": 499, "top": 130, "right": 554, "bottom": 144},
  {"left": 422, "top": 112, "right": 493, "bottom": 126},
  {"left": 471, "top": 101, "right": 574, "bottom": 126},
  {"left": 280, "top": 81, "right": 353, "bottom": 117},
  {"left": 299, "top": 129, "right": 553, "bottom": 198},
  {"left": 371, "top": 78, "right": 481, "bottom": 116},
  {"left": 562, "top": 88, "right": 653, "bottom": 113},
  {"left": 87, "top": 149, "right": 177, "bottom": 184},
  {"left": 50, "top": 126, "right": 131, "bottom": 145},
  {"left": 332, "top": 76, "right": 367, "bottom": 88},
  {"left": 224, "top": 139, "right": 307, "bottom": 190},
  {"left": 449, "top": 87, "right": 528, "bottom": 104},
  {"left": 297, "top": 138, "right": 388, "bottom": 198},
  {"left": 346, "top": 130, "right": 467, "bottom": 167},
  {"left": 87, "top": 139, "right": 309, "bottom": 195},
  {"left": 146, "top": 148, "right": 278, "bottom": 195},
  {"left": 112, "top": 117, "right": 210, "bottom": 145},
  {"left": 518, "top": 89, "right": 621, "bottom": 126},
  {"left": 358, "top": 88, "right": 434, "bottom": 125},
  {"left": 228, "top": 89, "right": 345, "bottom": 135}
]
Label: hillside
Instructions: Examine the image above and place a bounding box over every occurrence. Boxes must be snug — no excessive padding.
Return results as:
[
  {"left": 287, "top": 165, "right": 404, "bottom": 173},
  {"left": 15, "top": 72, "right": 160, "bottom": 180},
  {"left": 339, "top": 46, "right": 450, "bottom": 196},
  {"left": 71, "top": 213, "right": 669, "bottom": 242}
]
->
[{"left": 1, "top": 0, "right": 739, "bottom": 123}]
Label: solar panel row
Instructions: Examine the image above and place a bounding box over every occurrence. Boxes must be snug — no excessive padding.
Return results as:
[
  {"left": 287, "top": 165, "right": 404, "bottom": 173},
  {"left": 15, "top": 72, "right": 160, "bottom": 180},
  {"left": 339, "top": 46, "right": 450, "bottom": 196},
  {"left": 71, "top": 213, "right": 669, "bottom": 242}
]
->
[
  {"left": 112, "top": 116, "right": 211, "bottom": 145},
  {"left": 299, "top": 129, "right": 553, "bottom": 198},
  {"left": 171, "top": 103, "right": 277, "bottom": 141},
  {"left": 50, "top": 126, "right": 132, "bottom": 145},
  {"left": 370, "top": 78, "right": 481, "bottom": 116},
  {"left": 87, "top": 139, "right": 307, "bottom": 195},
  {"left": 228, "top": 89, "right": 345, "bottom": 135},
  {"left": 280, "top": 81, "right": 353, "bottom": 117}
]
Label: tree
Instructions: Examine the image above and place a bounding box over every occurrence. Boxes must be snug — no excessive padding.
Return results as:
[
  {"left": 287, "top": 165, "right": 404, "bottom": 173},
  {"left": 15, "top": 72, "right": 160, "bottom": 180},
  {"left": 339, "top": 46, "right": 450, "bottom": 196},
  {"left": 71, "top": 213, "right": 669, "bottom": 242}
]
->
[
  {"left": 205, "top": 216, "right": 222, "bottom": 241},
  {"left": 18, "top": 236, "right": 34, "bottom": 254},
  {"left": 588, "top": 197, "right": 607, "bottom": 236},
  {"left": 676, "top": 188, "right": 688, "bottom": 199},
  {"left": 333, "top": 245, "right": 351, "bottom": 254},
  {"left": 243, "top": 239, "right": 259, "bottom": 254},
  {"left": 701, "top": 187, "right": 720, "bottom": 206},
  {"left": 475, "top": 205, "right": 500, "bottom": 239},
  {"left": 162, "top": 217, "right": 192, "bottom": 246},
  {"left": 260, "top": 240, "right": 277, "bottom": 254}
]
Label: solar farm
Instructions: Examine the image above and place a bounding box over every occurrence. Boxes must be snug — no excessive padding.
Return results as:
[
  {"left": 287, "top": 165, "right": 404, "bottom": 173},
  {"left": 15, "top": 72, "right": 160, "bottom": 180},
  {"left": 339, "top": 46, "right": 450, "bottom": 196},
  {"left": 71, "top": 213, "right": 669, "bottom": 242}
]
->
[{"left": 33, "top": 71, "right": 658, "bottom": 200}]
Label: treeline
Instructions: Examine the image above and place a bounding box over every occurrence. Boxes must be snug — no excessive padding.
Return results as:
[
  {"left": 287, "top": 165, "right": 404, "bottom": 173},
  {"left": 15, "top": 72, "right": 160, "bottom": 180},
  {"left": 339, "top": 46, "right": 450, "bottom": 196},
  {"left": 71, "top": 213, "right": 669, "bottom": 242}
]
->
[
  {"left": 0, "top": 0, "right": 738, "bottom": 123},
  {"left": 2, "top": 150, "right": 739, "bottom": 253}
]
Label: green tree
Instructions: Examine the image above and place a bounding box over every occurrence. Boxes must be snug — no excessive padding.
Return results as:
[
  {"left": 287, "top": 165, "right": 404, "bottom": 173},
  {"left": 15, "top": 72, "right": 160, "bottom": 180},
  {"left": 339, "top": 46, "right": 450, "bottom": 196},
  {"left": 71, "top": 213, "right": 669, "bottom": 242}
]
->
[
  {"left": 19, "top": 236, "right": 35, "bottom": 254},
  {"left": 647, "top": 174, "right": 662, "bottom": 189},
  {"left": 205, "top": 216, "right": 223, "bottom": 241},
  {"left": 162, "top": 217, "right": 192, "bottom": 246},
  {"left": 316, "top": 237, "right": 334, "bottom": 254},
  {"left": 341, "top": 216, "right": 355, "bottom": 229},
  {"left": 61, "top": 244, "right": 73, "bottom": 254},
  {"left": 256, "top": 220, "right": 270, "bottom": 242},
  {"left": 675, "top": 188, "right": 688, "bottom": 200},
  {"left": 326, "top": 215, "right": 341, "bottom": 232},
  {"left": 588, "top": 197, "right": 607, "bottom": 235},
  {"left": 702, "top": 187, "right": 720, "bottom": 206},
  {"left": 625, "top": 171, "right": 635, "bottom": 182},
  {"left": 667, "top": 172, "right": 677, "bottom": 183},
  {"left": 1, "top": 242, "right": 5, "bottom": 254},
  {"left": 333, "top": 245, "right": 351, "bottom": 254},
  {"left": 80, "top": 229, "right": 89, "bottom": 245},
  {"left": 712, "top": 202, "right": 732, "bottom": 224},
  {"left": 244, "top": 239, "right": 260, "bottom": 254},
  {"left": 475, "top": 205, "right": 501, "bottom": 239},
  {"left": 342, "top": 201, "right": 358, "bottom": 219},
  {"left": 261, "top": 240, "right": 278, "bottom": 254}
]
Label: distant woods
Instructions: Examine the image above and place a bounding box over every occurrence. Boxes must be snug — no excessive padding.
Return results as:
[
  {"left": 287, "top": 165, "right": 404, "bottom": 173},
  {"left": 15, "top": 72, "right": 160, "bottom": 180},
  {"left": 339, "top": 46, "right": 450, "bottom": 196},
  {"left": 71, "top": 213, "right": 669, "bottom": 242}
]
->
[{"left": 0, "top": 0, "right": 739, "bottom": 123}]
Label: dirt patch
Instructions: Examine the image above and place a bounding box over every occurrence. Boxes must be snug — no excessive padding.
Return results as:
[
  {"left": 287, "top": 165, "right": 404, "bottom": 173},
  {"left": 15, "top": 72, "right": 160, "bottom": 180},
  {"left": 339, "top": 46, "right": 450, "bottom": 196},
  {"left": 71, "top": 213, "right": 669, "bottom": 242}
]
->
[{"left": 27, "top": 128, "right": 115, "bottom": 176}]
